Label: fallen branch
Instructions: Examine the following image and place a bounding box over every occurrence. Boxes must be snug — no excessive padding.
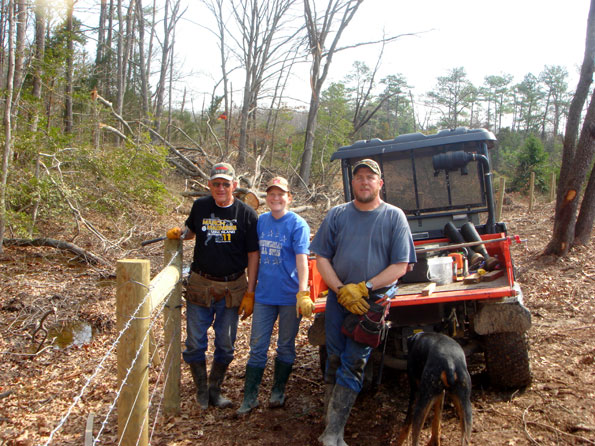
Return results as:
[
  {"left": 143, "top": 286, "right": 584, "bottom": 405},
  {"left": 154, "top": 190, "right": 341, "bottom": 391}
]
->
[{"left": 5, "top": 238, "right": 108, "bottom": 265}]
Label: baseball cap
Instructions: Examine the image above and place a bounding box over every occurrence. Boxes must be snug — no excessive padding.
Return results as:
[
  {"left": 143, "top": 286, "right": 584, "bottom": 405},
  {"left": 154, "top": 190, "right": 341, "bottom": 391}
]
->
[
  {"left": 353, "top": 159, "right": 381, "bottom": 176},
  {"left": 266, "top": 176, "right": 290, "bottom": 192},
  {"left": 210, "top": 162, "right": 235, "bottom": 181}
]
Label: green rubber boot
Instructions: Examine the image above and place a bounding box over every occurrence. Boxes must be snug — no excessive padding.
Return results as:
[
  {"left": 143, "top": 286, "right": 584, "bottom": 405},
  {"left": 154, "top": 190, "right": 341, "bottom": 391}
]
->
[
  {"left": 318, "top": 384, "right": 358, "bottom": 446},
  {"left": 237, "top": 365, "right": 265, "bottom": 415},
  {"left": 189, "top": 361, "right": 209, "bottom": 409},
  {"left": 269, "top": 358, "right": 293, "bottom": 408},
  {"left": 208, "top": 361, "right": 232, "bottom": 408}
]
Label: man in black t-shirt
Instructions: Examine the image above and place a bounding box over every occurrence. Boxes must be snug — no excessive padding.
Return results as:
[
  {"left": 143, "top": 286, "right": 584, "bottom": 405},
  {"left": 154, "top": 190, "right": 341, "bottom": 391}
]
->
[{"left": 168, "top": 162, "right": 259, "bottom": 410}]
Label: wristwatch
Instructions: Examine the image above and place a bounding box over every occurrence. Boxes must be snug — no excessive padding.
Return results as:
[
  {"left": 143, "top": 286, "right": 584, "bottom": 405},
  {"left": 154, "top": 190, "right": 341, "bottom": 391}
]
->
[{"left": 365, "top": 280, "right": 374, "bottom": 293}]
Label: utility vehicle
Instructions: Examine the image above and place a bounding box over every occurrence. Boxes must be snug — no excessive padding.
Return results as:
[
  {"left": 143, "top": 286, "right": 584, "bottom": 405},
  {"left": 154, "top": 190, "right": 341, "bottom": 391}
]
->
[{"left": 307, "top": 127, "right": 532, "bottom": 389}]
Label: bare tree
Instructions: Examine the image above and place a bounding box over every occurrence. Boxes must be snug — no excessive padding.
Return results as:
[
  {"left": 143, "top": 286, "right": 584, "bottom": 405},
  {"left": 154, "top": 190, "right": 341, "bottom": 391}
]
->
[
  {"left": 228, "top": 0, "right": 297, "bottom": 166},
  {"left": 545, "top": 0, "right": 595, "bottom": 256},
  {"left": 153, "top": 0, "right": 184, "bottom": 133},
  {"left": 0, "top": 0, "right": 15, "bottom": 253},
  {"left": 136, "top": 0, "right": 150, "bottom": 120},
  {"left": 299, "top": 0, "right": 362, "bottom": 186},
  {"left": 12, "top": 0, "right": 26, "bottom": 104},
  {"left": 203, "top": 0, "right": 233, "bottom": 152},
  {"left": 30, "top": 0, "right": 46, "bottom": 133},
  {"left": 63, "top": 0, "right": 74, "bottom": 133}
]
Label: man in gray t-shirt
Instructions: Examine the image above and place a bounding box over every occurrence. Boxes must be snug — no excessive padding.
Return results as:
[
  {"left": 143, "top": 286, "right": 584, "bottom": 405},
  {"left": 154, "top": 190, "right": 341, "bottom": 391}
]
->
[{"left": 310, "top": 159, "right": 416, "bottom": 446}]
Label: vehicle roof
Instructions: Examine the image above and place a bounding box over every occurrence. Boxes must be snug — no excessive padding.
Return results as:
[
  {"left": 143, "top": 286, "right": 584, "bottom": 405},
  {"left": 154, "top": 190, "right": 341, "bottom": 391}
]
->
[{"left": 330, "top": 127, "right": 496, "bottom": 161}]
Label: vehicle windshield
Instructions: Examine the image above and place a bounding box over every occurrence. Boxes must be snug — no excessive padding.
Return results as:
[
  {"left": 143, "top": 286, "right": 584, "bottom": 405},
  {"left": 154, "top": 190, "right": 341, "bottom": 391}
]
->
[{"left": 382, "top": 149, "right": 485, "bottom": 214}]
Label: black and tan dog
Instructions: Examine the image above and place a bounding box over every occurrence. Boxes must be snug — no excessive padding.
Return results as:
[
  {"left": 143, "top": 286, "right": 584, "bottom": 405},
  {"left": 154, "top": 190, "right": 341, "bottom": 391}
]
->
[{"left": 394, "top": 332, "right": 472, "bottom": 446}]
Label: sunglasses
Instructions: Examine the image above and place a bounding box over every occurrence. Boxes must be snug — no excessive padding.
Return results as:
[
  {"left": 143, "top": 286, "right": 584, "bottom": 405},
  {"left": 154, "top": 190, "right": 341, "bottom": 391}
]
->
[{"left": 212, "top": 181, "right": 232, "bottom": 189}]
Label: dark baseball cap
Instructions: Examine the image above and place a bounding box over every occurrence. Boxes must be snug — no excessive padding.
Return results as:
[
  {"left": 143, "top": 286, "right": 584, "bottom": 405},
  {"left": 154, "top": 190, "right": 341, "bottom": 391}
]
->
[
  {"left": 210, "top": 162, "right": 235, "bottom": 181},
  {"left": 353, "top": 159, "right": 381, "bottom": 176}
]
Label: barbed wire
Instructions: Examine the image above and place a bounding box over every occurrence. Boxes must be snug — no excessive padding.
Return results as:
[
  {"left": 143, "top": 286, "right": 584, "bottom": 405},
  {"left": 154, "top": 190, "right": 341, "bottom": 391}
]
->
[
  {"left": 115, "top": 307, "right": 176, "bottom": 446},
  {"left": 43, "top": 249, "right": 184, "bottom": 445},
  {"left": 148, "top": 331, "right": 178, "bottom": 444},
  {"left": 93, "top": 287, "right": 173, "bottom": 445}
]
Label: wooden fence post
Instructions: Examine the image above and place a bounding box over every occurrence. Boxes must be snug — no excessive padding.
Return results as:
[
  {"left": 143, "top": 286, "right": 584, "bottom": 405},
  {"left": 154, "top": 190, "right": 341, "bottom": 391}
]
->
[
  {"left": 550, "top": 171, "right": 556, "bottom": 202},
  {"left": 496, "top": 177, "right": 506, "bottom": 222},
  {"left": 116, "top": 259, "right": 150, "bottom": 446},
  {"left": 529, "top": 172, "right": 535, "bottom": 213},
  {"left": 163, "top": 239, "right": 182, "bottom": 415}
]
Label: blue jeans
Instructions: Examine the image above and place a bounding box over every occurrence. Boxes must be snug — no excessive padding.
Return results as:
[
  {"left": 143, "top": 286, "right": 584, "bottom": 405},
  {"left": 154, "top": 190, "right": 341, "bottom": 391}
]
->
[
  {"left": 247, "top": 302, "right": 301, "bottom": 369},
  {"left": 183, "top": 299, "right": 239, "bottom": 365},
  {"left": 324, "top": 291, "right": 373, "bottom": 393}
]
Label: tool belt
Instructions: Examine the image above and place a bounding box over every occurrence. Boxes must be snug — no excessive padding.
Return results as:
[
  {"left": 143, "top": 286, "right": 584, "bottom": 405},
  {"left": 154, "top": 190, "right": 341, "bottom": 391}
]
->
[
  {"left": 186, "top": 270, "right": 247, "bottom": 308},
  {"left": 341, "top": 298, "right": 390, "bottom": 348},
  {"left": 192, "top": 268, "right": 244, "bottom": 282}
]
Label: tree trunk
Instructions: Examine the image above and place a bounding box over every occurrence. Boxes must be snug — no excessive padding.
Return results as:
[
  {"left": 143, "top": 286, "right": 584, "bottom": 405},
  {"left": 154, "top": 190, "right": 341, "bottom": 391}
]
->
[
  {"left": 136, "top": 0, "right": 150, "bottom": 121},
  {"left": 573, "top": 161, "right": 595, "bottom": 245},
  {"left": 545, "top": 88, "right": 595, "bottom": 255},
  {"left": 545, "top": 0, "right": 595, "bottom": 255},
  {"left": 96, "top": 0, "right": 107, "bottom": 89},
  {"left": 299, "top": 91, "right": 320, "bottom": 184},
  {"left": 299, "top": 0, "right": 362, "bottom": 186},
  {"left": 63, "top": 0, "right": 74, "bottom": 133},
  {"left": 0, "top": 0, "right": 15, "bottom": 254},
  {"left": 154, "top": 0, "right": 170, "bottom": 133},
  {"left": 30, "top": 0, "right": 46, "bottom": 133},
  {"left": 13, "top": 0, "right": 26, "bottom": 105},
  {"left": 558, "top": 0, "right": 595, "bottom": 205}
]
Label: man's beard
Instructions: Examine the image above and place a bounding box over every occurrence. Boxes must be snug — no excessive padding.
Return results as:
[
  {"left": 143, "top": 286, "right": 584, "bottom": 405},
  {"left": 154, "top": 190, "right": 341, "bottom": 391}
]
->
[{"left": 354, "top": 188, "right": 379, "bottom": 203}]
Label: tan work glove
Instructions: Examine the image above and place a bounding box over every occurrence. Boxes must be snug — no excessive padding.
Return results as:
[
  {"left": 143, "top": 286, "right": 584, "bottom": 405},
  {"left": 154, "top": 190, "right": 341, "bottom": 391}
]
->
[
  {"left": 166, "top": 227, "right": 182, "bottom": 239},
  {"left": 238, "top": 292, "right": 255, "bottom": 320},
  {"left": 337, "top": 281, "right": 370, "bottom": 315},
  {"left": 296, "top": 291, "right": 315, "bottom": 318}
]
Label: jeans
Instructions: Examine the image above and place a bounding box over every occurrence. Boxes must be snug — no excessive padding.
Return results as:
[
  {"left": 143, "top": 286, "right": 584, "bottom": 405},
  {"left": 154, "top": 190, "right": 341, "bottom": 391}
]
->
[
  {"left": 247, "top": 302, "right": 301, "bottom": 369},
  {"left": 183, "top": 299, "right": 239, "bottom": 365},
  {"left": 324, "top": 291, "right": 372, "bottom": 393}
]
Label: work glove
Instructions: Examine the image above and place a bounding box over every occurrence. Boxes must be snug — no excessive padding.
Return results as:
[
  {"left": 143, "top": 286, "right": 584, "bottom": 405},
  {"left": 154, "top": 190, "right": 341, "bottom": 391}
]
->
[
  {"left": 166, "top": 227, "right": 182, "bottom": 239},
  {"left": 337, "top": 281, "right": 370, "bottom": 315},
  {"left": 238, "top": 292, "right": 255, "bottom": 320},
  {"left": 296, "top": 291, "right": 315, "bottom": 318}
]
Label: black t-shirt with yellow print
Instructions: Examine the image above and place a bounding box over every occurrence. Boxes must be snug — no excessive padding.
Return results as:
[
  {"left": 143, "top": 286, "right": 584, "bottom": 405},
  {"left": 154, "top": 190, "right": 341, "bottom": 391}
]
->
[{"left": 185, "top": 196, "right": 259, "bottom": 277}]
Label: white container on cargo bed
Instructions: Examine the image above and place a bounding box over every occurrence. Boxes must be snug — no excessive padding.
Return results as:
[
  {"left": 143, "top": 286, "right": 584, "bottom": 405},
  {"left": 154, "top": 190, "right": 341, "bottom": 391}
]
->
[{"left": 427, "top": 256, "right": 453, "bottom": 286}]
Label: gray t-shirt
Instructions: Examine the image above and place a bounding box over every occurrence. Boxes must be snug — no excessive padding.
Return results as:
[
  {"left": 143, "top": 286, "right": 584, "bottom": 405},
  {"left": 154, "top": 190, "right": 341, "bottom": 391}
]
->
[{"left": 310, "top": 201, "right": 416, "bottom": 284}]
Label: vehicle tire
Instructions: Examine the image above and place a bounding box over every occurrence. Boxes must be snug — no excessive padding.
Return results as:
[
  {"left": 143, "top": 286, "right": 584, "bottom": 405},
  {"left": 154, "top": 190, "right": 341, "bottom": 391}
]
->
[{"left": 482, "top": 332, "right": 532, "bottom": 389}]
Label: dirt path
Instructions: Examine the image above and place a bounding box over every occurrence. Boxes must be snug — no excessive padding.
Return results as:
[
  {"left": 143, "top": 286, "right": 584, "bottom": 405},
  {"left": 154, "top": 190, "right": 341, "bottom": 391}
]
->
[{"left": 1, "top": 197, "right": 594, "bottom": 445}]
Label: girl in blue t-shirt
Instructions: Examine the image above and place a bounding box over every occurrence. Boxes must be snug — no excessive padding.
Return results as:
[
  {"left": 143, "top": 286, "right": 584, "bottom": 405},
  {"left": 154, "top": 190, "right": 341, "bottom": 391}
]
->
[{"left": 237, "top": 176, "right": 314, "bottom": 415}]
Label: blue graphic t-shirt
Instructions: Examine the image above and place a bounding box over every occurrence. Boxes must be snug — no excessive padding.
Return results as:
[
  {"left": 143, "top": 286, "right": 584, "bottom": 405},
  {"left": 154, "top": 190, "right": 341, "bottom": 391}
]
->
[{"left": 254, "top": 211, "right": 310, "bottom": 306}]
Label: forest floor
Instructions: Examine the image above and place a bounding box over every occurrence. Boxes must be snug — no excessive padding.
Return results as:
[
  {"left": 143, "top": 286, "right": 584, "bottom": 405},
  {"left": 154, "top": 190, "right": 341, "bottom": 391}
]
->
[{"left": 1, "top": 190, "right": 594, "bottom": 446}]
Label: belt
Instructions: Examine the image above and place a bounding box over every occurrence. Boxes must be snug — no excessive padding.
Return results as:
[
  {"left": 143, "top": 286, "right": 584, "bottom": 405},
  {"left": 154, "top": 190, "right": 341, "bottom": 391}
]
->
[{"left": 193, "top": 268, "right": 244, "bottom": 282}]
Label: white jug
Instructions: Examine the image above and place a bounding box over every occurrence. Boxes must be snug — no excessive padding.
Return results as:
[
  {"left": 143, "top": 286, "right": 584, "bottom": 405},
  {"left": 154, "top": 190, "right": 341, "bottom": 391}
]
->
[{"left": 427, "top": 256, "right": 453, "bottom": 285}]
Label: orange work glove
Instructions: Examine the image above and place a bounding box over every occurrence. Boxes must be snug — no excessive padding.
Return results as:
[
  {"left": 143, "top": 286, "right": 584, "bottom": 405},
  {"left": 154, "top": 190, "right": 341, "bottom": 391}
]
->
[
  {"left": 296, "top": 291, "right": 315, "bottom": 318},
  {"left": 238, "top": 292, "right": 255, "bottom": 320},
  {"left": 337, "top": 281, "right": 370, "bottom": 315},
  {"left": 166, "top": 227, "right": 182, "bottom": 239}
]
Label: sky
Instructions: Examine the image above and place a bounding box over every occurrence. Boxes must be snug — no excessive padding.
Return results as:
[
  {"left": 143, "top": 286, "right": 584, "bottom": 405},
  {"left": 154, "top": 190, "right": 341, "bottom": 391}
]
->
[{"left": 173, "top": 0, "right": 592, "bottom": 109}]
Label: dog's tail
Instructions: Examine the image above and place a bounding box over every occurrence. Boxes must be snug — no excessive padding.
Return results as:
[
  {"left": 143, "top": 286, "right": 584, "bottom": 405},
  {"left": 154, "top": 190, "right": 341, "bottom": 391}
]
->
[{"left": 439, "top": 359, "right": 460, "bottom": 389}]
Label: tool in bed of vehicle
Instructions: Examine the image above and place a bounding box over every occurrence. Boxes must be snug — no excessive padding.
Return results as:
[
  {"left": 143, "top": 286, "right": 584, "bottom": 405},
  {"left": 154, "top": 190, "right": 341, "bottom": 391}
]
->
[{"left": 307, "top": 127, "right": 533, "bottom": 390}]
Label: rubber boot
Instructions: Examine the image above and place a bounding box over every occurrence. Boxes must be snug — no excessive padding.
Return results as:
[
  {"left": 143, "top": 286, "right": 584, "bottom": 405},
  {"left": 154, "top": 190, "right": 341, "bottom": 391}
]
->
[
  {"left": 323, "top": 383, "right": 334, "bottom": 423},
  {"left": 208, "top": 361, "right": 232, "bottom": 408},
  {"left": 237, "top": 365, "right": 265, "bottom": 415},
  {"left": 269, "top": 358, "right": 293, "bottom": 408},
  {"left": 189, "top": 361, "right": 209, "bottom": 409},
  {"left": 318, "top": 384, "right": 358, "bottom": 446}
]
